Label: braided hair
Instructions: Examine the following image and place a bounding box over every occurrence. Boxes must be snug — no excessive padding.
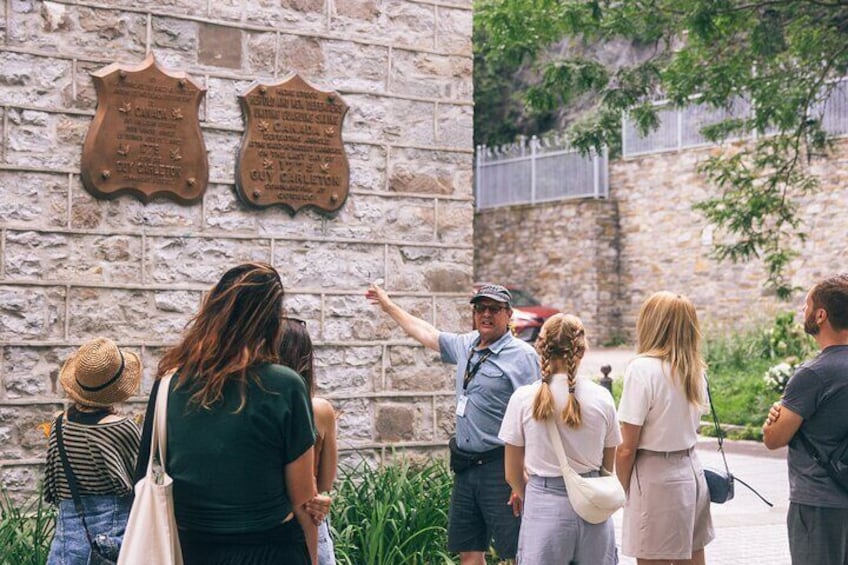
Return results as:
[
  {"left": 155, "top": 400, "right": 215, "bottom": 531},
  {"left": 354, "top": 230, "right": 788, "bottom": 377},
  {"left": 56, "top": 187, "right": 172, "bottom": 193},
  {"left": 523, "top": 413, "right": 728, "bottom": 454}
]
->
[{"left": 531, "top": 314, "right": 587, "bottom": 428}]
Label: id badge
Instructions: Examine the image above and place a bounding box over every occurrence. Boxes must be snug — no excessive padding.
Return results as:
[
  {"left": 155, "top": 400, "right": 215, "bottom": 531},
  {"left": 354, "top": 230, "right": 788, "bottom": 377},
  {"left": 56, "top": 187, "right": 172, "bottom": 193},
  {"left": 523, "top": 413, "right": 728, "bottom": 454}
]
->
[{"left": 456, "top": 395, "right": 468, "bottom": 417}]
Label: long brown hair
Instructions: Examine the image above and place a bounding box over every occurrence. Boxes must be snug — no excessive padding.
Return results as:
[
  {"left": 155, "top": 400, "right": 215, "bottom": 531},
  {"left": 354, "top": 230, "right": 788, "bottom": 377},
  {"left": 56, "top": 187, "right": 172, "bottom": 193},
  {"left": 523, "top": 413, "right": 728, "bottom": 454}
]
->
[
  {"left": 636, "top": 291, "right": 706, "bottom": 405},
  {"left": 280, "top": 318, "right": 315, "bottom": 397},
  {"left": 532, "top": 314, "right": 587, "bottom": 428},
  {"left": 157, "top": 262, "right": 285, "bottom": 411}
]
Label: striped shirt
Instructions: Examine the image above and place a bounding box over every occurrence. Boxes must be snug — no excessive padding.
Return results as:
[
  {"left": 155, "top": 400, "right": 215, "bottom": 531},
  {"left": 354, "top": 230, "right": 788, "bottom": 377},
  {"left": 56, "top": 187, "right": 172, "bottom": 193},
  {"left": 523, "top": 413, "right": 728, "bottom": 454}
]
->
[{"left": 44, "top": 415, "right": 141, "bottom": 505}]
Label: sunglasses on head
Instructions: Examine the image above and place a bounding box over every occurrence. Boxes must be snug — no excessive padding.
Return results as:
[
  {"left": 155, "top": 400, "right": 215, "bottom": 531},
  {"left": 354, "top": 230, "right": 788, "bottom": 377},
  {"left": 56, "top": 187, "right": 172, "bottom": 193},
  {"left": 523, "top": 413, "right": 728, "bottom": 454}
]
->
[
  {"left": 473, "top": 303, "right": 509, "bottom": 314},
  {"left": 283, "top": 316, "right": 307, "bottom": 326}
]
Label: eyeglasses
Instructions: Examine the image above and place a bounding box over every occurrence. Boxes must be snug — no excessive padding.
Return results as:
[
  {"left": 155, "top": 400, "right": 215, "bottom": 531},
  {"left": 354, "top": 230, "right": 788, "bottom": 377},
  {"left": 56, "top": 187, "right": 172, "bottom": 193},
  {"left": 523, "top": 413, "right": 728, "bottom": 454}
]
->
[{"left": 473, "top": 303, "right": 509, "bottom": 315}]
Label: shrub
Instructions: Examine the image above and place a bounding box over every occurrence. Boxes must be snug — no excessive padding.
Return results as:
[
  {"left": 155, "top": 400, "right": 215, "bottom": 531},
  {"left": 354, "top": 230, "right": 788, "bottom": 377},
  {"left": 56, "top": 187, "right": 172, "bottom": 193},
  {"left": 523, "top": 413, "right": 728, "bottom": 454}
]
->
[
  {"left": 0, "top": 487, "right": 55, "bottom": 565},
  {"left": 331, "top": 455, "right": 457, "bottom": 565}
]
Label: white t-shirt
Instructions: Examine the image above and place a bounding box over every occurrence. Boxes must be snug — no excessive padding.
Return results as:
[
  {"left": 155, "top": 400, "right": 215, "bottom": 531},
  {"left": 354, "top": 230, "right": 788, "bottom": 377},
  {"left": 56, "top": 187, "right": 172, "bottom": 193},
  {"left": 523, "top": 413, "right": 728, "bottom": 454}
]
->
[
  {"left": 617, "top": 356, "right": 707, "bottom": 452},
  {"left": 498, "top": 374, "right": 622, "bottom": 476}
]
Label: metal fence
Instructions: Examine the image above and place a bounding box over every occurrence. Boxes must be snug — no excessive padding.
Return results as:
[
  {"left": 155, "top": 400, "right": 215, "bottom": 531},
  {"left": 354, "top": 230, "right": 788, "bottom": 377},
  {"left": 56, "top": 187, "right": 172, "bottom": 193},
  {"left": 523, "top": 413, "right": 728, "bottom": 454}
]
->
[
  {"left": 622, "top": 78, "right": 848, "bottom": 157},
  {"left": 474, "top": 135, "right": 609, "bottom": 210}
]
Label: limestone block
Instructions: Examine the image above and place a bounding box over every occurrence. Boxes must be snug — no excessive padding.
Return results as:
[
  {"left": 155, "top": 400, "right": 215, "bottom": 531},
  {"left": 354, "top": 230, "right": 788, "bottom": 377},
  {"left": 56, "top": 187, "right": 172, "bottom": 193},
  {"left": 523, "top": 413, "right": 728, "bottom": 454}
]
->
[
  {"left": 146, "top": 236, "right": 271, "bottom": 284},
  {"left": 206, "top": 77, "right": 252, "bottom": 130},
  {"left": 275, "top": 241, "right": 384, "bottom": 291},
  {"left": 5, "top": 109, "right": 78, "bottom": 170},
  {"left": 205, "top": 130, "right": 239, "bottom": 183},
  {"left": 434, "top": 394, "right": 456, "bottom": 438},
  {"left": 382, "top": 1, "right": 435, "bottom": 51},
  {"left": 279, "top": 293, "right": 322, "bottom": 323},
  {"left": 389, "top": 147, "right": 471, "bottom": 197},
  {"left": 198, "top": 23, "right": 242, "bottom": 69},
  {"left": 337, "top": 449, "right": 379, "bottom": 471},
  {"left": 0, "top": 465, "right": 43, "bottom": 501},
  {"left": 150, "top": 16, "right": 199, "bottom": 68},
  {"left": 67, "top": 288, "right": 199, "bottom": 341},
  {"left": 314, "top": 345, "right": 380, "bottom": 394},
  {"left": 5, "top": 231, "right": 143, "bottom": 284},
  {"left": 436, "top": 199, "right": 473, "bottom": 244},
  {"left": 339, "top": 294, "right": 431, "bottom": 342},
  {"left": 375, "top": 400, "right": 431, "bottom": 441},
  {"left": 332, "top": 0, "right": 380, "bottom": 24},
  {"left": 433, "top": 296, "right": 471, "bottom": 333},
  {"left": 386, "top": 345, "right": 449, "bottom": 391},
  {"left": 0, "top": 285, "right": 66, "bottom": 340},
  {"left": 73, "top": 60, "right": 104, "bottom": 110},
  {"left": 7, "top": 4, "right": 146, "bottom": 57},
  {"left": 386, "top": 245, "right": 472, "bottom": 292},
  {"left": 436, "top": 6, "right": 472, "bottom": 55},
  {"left": 390, "top": 50, "right": 472, "bottom": 100},
  {"left": 244, "top": 0, "right": 325, "bottom": 32},
  {"left": 246, "top": 31, "right": 277, "bottom": 75},
  {"left": 256, "top": 206, "right": 327, "bottom": 239},
  {"left": 347, "top": 143, "right": 387, "bottom": 192},
  {"left": 335, "top": 398, "right": 372, "bottom": 441},
  {"left": 0, "top": 405, "right": 60, "bottom": 460},
  {"left": 278, "top": 35, "right": 325, "bottom": 77},
  {"left": 322, "top": 194, "right": 436, "bottom": 241},
  {"left": 71, "top": 177, "right": 202, "bottom": 229},
  {"left": 436, "top": 103, "right": 472, "bottom": 148},
  {"left": 3, "top": 345, "right": 75, "bottom": 399},
  {"left": 140, "top": 346, "right": 167, "bottom": 394},
  {"left": 320, "top": 41, "right": 389, "bottom": 93},
  {"left": 344, "top": 94, "right": 434, "bottom": 146},
  {"left": 203, "top": 183, "right": 257, "bottom": 232},
  {"left": 0, "top": 171, "right": 67, "bottom": 228},
  {"left": 0, "top": 52, "right": 71, "bottom": 106}
]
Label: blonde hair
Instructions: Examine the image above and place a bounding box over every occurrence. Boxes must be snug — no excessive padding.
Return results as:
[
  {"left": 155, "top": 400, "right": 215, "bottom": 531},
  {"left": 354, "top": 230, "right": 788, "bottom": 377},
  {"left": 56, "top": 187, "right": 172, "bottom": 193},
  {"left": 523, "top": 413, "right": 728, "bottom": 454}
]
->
[
  {"left": 636, "top": 291, "right": 706, "bottom": 405},
  {"left": 532, "top": 314, "right": 587, "bottom": 428}
]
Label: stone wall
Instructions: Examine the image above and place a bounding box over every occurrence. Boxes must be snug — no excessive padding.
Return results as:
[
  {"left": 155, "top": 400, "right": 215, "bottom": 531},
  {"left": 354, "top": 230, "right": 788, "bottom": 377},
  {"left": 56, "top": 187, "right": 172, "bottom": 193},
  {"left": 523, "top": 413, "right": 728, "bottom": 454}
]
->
[
  {"left": 0, "top": 0, "right": 473, "bottom": 497},
  {"left": 475, "top": 139, "right": 848, "bottom": 345}
]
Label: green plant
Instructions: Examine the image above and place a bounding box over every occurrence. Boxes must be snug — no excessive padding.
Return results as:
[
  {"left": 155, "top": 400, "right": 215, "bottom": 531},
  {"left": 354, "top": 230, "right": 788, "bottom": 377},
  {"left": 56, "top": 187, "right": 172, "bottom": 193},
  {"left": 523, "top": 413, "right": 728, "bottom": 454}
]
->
[
  {"left": 758, "top": 311, "right": 815, "bottom": 361},
  {"left": 0, "top": 487, "right": 55, "bottom": 565},
  {"left": 331, "top": 455, "right": 457, "bottom": 565}
]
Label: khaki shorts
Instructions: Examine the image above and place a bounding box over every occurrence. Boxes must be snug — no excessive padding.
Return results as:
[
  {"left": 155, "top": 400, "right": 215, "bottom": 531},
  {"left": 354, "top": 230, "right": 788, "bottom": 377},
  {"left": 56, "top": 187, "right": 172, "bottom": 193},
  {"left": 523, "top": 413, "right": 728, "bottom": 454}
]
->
[{"left": 622, "top": 448, "right": 714, "bottom": 560}]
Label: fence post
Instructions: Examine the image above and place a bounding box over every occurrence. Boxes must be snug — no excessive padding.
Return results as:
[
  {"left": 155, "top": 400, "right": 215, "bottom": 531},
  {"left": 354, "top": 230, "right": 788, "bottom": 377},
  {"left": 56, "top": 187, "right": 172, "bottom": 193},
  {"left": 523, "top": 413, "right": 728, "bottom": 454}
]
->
[
  {"left": 677, "top": 107, "right": 683, "bottom": 151},
  {"left": 475, "top": 144, "right": 484, "bottom": 211},
  {"left": 530, "top": 135, "right": 538, "bottom": 205},
  {"left": 621, "top": 110, "right": 628, "bottom": 157}
]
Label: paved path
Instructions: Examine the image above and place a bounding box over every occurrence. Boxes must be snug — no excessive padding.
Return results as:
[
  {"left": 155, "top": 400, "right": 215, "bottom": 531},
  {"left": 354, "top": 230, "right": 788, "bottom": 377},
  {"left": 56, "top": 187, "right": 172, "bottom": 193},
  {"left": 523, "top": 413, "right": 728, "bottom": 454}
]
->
[
  {"left": 579, "top": 347, "right": 635, "bottom": 380},
  {"left": 614, "top": 439, "right": 791, "bottom": 565}
]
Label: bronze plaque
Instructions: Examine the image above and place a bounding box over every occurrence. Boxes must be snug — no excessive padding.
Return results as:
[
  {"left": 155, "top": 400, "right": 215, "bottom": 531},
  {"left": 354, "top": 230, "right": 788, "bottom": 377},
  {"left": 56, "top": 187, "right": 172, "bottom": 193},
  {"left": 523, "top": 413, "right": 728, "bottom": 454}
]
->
[
  {"left": 81, "top": 54, "right": 208, "bottom": 204},
  {"left": 236, "top": 74, "right": 350, "bottom": 215}
]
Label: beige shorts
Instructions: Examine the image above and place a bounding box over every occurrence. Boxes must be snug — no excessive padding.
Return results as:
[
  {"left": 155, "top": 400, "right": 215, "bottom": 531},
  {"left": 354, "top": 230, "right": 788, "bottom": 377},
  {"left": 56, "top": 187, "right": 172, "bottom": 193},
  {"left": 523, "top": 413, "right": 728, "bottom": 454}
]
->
[{"left": 622, "top": 448, "right": 714, "bottom": 560}]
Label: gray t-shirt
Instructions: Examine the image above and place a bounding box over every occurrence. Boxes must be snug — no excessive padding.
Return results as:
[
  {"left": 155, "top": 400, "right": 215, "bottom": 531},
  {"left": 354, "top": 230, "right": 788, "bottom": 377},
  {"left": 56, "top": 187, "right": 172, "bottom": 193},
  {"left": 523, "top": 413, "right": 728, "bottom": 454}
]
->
[
  {"left": 439, "top": 330, "right": 540, "bottom": 453},
  {"left": 782, "top": 344, "right": 848, "bottom": 508}
]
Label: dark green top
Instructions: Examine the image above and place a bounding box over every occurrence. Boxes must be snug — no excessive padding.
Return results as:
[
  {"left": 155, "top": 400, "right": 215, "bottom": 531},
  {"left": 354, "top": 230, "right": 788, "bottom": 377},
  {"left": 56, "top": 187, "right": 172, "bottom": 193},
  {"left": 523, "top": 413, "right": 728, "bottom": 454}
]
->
[{"left": 167, "top": 363, "right": 315, "bottom": 533}]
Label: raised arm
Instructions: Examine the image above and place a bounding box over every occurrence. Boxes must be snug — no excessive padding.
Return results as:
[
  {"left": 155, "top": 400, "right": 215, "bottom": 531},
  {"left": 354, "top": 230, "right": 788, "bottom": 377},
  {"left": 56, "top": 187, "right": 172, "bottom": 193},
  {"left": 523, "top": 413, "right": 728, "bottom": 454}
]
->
[{"left": 366, "top": 282, "right": 440, "bottom": 351}]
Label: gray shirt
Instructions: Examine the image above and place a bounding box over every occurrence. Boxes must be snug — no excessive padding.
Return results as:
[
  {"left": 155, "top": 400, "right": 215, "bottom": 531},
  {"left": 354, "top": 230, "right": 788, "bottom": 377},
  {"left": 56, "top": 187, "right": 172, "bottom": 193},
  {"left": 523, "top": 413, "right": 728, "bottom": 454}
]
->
[
  {"left": 439, "top": 330, "right": 540, "bottom": 453},
  {"left": 782, "top": 344, "right": 848, "bottom": 508}
]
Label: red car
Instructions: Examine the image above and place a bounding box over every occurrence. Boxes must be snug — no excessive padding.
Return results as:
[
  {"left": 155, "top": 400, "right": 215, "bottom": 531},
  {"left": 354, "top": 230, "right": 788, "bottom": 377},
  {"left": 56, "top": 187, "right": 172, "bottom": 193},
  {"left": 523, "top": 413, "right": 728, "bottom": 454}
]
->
[{"left": 473, "top": 284, "right": 559, "bottom": 343}]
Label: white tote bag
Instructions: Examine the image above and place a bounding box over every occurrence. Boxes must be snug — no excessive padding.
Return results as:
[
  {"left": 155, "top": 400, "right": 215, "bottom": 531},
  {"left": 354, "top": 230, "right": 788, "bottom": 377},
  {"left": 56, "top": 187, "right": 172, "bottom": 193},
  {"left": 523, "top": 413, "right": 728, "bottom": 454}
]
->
[
  {"left": 546, "top": 418, "right": 626, "bottom": 524},
  {"left": 118, "top": 375, "right": 183, "bottom": 565}
]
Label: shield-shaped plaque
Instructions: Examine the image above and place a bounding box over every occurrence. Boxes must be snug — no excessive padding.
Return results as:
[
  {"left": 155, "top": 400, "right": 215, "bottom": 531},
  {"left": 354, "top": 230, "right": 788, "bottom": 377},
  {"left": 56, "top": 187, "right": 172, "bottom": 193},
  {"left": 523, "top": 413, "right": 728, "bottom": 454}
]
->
[
  {"left": 81, "top": 54, "right": 208, "bottom": 204},
  {"left": 236, "top": 74, "right": 350, "bottom": 215}
]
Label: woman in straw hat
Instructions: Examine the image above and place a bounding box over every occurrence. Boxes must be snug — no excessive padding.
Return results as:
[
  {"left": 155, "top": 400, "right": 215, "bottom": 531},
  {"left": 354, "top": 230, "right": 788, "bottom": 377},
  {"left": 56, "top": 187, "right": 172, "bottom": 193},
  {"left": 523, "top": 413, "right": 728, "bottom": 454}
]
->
[
  {"left": 498, "top": 314, "right": 621, "bottom": 564},
  {"left": 44, "top": 337, "right": 142, "bottom": 564},
  {"left": 616, "top": 291, "right": 714, "bottom": 565},
  {"left": 141, "top": 262, "right": 316, "bottom": 565}
]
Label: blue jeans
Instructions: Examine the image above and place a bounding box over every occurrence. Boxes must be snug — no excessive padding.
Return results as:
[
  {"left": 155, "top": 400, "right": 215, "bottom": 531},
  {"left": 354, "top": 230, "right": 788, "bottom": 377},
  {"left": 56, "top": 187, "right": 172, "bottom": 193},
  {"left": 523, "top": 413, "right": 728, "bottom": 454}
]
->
[
  {"left": 317, "top": 517, "right": 336, "bottom": 565},
  {"left": 47, "top": 495, "right": 131, "bottom": 565}
]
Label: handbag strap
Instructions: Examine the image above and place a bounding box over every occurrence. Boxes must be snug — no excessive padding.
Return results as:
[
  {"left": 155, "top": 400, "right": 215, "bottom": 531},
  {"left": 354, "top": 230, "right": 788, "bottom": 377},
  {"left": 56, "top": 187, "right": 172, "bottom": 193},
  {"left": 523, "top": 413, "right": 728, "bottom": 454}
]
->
[
  {"left": 705, "top": 375, "right": 731, "bottom": 476},
  {"left": 705, "top": 376, "right": 774, "bottom": 507},
  {"left": 54, "top": 413, "right": 98, "bottom": 550},
  {"left": 545, "top": 417, "right": 577, "bottom": 477},
  {"left": 147, "top": 374, "right": 173, "bottom": 475}
]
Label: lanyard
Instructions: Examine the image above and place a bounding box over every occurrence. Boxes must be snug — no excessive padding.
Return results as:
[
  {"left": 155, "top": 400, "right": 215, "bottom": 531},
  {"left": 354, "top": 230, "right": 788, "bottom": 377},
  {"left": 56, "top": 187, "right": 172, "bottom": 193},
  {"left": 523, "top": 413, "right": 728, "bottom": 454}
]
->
[{"left": 463, "top": 348, "right": 493, "bottom": 391}]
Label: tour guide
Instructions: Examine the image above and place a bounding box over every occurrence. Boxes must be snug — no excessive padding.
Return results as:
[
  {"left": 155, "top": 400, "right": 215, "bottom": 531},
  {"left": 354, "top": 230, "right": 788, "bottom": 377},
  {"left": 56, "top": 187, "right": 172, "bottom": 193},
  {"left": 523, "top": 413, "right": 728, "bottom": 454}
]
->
[{"left": 366, "top": 282, "right": 540, "bottom": 564}]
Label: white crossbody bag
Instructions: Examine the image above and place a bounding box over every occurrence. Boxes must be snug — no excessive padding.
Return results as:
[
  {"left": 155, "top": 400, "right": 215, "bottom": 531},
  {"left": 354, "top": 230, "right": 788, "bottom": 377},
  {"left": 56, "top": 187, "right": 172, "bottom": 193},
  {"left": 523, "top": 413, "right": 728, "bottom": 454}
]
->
[
  {"left": 117, "top": 374, "right": 183, "bottom": 565},
  {"left": 545, "top": 417, "right": 625, "bottom": 524}
]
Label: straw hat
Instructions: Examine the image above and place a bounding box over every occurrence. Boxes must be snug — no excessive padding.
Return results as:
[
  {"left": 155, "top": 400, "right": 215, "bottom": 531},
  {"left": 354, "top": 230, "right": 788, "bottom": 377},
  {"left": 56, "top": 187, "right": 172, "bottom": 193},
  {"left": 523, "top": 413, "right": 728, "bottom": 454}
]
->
[{"left": 59, "top": 337, "right": 141, "bottom": 407}]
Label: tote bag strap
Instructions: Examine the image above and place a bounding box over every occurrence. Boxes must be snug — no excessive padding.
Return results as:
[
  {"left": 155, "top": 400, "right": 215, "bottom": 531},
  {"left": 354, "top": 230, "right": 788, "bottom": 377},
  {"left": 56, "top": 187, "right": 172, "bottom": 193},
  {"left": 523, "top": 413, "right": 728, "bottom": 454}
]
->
[
  {"left": 147, "top": 374, "right": 173, "bottom": 475},
  {"left": 545, "top": 417, "right": 576, "bottom": 477}
]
